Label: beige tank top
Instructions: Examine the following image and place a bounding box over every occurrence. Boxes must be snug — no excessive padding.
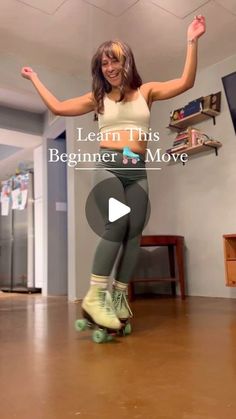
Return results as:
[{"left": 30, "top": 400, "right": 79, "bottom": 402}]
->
[{"left": 98, "top": 88, "right": 150, "bottom": 134}]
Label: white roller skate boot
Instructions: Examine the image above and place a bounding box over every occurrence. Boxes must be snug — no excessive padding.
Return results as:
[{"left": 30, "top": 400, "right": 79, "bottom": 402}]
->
[
  {"left": 112, "top": 280, "right": 133, "bottom": 336},
  {"left": 75, "top": 283, "right": 122, "bottom": 343}
]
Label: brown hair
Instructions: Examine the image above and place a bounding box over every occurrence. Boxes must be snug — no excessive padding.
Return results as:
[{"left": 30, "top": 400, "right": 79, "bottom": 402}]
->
[{"left": 91, "top": 40, "right": 142, "bottom": 116}]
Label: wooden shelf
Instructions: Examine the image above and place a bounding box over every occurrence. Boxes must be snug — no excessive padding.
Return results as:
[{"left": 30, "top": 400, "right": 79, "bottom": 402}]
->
[
  {"left": 169, "top": 140, "right": 222, "bottom": 158},
  {"left": 168, "top": 109, "right": 220, "bottom": 131}
]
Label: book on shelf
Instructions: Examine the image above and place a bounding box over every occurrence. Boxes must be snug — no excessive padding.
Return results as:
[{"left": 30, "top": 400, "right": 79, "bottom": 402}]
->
[
  {"left": 169, "top": 92, "right": 221, "bottom": 124},
  {"left": 170, "top": 98, "right": 203, "bottom": 122},
  {"left": 173, "top": 127, "right": 192, "bottom": 147},
  {"left": 166, "top": 127, "right": 218, "bottom": 154},
  {"left": 175, "top": 130, "right": 189, "bottom": 141},
  {"left": 166, "top": 144, "right": 189, "bottom": 154},
  {"left": 173, "top": 138, "right": 189, "bottom": 147}
]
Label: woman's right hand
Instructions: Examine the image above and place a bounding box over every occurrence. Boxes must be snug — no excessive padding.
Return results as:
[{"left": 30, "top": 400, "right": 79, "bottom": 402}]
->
[{"left": 21, "top": 66, "right": 37, "bottom": 80}]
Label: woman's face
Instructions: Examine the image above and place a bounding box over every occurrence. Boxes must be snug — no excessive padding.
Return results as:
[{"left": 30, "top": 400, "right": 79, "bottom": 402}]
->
[{"left": 101, "top": 52, "right": 123, "bottom": 87}]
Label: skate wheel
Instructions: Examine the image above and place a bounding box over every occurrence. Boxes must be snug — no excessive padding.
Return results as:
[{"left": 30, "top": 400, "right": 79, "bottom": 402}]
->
[
  {"left": 123, "top": 157, "right": 128, "bottom": 164},
  {"left": 124, "top": 323, "right": 132, "bottom": 335},
  {"left": 131, "top": 158, "right": 137, "bottom": 164},
  {"left": 75, "top": 319, "right": 88, "bottom": 332},
  {"left": 106, "top": 334, "right": 113, "bottom": 342},
  {"left": 92, "top": 329, "right": 107, "bottom": 343}
]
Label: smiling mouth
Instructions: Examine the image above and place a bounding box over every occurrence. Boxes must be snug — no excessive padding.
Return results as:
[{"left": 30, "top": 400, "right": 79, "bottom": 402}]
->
[{"left": 107, "top": 72, "right": 120, "bottom": 80}]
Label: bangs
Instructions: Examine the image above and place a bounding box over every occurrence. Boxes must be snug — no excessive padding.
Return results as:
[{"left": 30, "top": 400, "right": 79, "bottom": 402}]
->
[{"left": 103, "top": 42, "right": 125, "bottom": 63}]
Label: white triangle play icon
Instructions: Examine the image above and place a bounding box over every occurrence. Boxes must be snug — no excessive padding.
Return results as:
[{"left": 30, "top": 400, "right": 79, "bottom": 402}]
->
[{"left": 108, "top": 198, "right": 131, "bottom": 222}]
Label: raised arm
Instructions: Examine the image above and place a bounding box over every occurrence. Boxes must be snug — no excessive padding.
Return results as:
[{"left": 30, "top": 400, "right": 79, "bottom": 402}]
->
[
  {"left": 21, "top": 67, "right": 94, "bottom": 116},
  {"left": 144, "top": 15, "right": 206, "bottom": 102}
]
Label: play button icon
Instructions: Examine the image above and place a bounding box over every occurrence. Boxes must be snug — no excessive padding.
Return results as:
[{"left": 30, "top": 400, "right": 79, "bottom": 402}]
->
[
  {"left": 108, "top": 198, "right": 131, "bottom": 222},
  {"left": 85, "top": 177, "right": 150, "bottom": 241}
]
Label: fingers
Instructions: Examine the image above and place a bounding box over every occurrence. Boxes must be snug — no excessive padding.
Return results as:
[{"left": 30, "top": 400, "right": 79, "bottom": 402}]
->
[
  {"left": 22, "top": 66, "right": 33, "bottom": 73},
  {"left": 21, "top": 66, "right": 36, "bottom": 79},
  {"left": 21, "top": 67, "right": 34, "bottom": 75},
  {"left": 194, "top": 14, "right": 205, "bottom": 21}
]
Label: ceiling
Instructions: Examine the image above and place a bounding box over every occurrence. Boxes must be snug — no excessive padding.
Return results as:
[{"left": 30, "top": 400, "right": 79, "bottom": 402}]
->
[{"left": 1, "top": 0, "right": 236, "bottom": 178}]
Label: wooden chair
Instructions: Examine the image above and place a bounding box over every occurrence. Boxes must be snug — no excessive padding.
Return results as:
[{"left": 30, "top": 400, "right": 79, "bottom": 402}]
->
[{"left": 129, "top": 235, "right": 185, "bottom": 301}]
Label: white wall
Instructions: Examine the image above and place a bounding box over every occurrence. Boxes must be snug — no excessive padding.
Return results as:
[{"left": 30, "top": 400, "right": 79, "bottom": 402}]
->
[{"left": 146, "top": 53, "right": 236, "bottom": 298}]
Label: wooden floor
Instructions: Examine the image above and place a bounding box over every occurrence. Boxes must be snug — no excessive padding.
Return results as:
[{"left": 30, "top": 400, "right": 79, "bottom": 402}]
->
[{"left": 1, "top": 293, "right": 236, "bottom": 419}]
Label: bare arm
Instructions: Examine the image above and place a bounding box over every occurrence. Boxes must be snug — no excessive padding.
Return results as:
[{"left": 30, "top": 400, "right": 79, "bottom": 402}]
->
[
  {"left": 144, "top": 15, "right": 206, "bottom": 102},
  {"left": 21, "top": 68, "right": 94, "bottom": 116},
  {"left": 53, "top": 90, "right": 94, "bottom": 116},
  {"left": 145, "top": 41, "right": 198, "bottom": 101}
]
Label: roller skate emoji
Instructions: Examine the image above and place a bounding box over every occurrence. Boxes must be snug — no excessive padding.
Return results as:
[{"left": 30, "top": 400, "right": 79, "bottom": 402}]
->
[{"left": 122, "top": 146, "right": 140, "bottom": 164}]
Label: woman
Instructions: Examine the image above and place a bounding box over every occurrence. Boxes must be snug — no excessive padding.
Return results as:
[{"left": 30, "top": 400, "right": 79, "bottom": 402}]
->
[{"left": 21, "top": 15, "right": 206, "bottom": 333}]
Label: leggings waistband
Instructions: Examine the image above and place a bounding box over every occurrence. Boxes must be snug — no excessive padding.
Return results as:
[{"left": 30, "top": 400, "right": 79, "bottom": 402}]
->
[
  {"left": 95, "top": 147, "right": 147, "bottom": 180},
  {"left": 99, "top": 147, "right": 146, "bottom": 162}
]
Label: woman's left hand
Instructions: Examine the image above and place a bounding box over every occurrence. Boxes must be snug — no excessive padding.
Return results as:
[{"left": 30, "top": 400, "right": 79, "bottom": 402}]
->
[{"left": 187, "top": 15, "right": 206, "bottom": 41}]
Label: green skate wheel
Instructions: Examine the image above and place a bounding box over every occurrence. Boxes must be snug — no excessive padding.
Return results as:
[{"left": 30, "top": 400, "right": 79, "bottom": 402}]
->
[
  {"left": 105, "top": 334, "right": 113, "bottom": 342},
  {"left": 92, "top": 329, "right": 107, "bottom": 343},
  {"left": 75, "top": 319, "right": 88, "bottom": 332},
  {"left": 124, "top": 323, "right": 132, "bottom": 335}
]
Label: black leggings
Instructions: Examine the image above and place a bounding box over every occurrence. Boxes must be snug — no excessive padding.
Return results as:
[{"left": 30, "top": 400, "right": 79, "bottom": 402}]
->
[{"left": 91, "top": 148, "right": 149, "bottom": 284}]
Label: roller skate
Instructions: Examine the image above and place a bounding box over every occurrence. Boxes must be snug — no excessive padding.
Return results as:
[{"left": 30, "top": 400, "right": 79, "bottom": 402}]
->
[
  {"left": 112, "top": 280, "right": 133, "bottom": 336},
  {"left": 122, "top": 147, "right": 140, "bottom": 165},
  {"left": 75, "top": 286, "right": 122, "bottom": 343}
]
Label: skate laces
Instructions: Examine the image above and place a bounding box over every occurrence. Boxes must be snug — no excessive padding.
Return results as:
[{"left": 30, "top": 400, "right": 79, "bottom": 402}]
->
[
  {"left": 113, "top": 290, "right": 133, "bottom": 317},
  {"left": 98, "top": 289, "right": 117, "bottom": 317}
]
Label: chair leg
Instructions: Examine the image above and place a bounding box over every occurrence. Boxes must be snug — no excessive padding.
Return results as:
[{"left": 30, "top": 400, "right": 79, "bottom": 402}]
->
[
  {"left": 176, "top": 239, "right": 185, "bottom": 300},
  {"left": 171, "top": 281, "right": 176, "bottom": 296},
  {"left": 168, "top": 245, "right": 176, "bottom": 297}
]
